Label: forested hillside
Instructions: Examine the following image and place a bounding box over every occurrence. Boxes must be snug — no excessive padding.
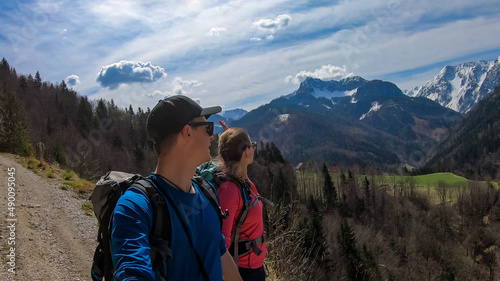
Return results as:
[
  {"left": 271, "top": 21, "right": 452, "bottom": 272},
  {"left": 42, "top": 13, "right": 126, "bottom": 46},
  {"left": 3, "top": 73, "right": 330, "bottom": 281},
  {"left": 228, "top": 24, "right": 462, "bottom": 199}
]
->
[
  {"left": 0, "top": 58, "right": 156, "bottom": 178},
  {"left": 423, "top": 85, "right": 500, "bottom": 180},
  {"left": 269, "top": 168, "right": 500, "bottom": 280}
]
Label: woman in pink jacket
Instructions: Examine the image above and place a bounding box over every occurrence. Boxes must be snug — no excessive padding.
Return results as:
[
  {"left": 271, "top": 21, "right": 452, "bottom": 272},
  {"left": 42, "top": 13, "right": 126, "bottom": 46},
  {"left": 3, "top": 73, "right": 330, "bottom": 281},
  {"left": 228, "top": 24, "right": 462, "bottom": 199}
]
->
[{"left": 217, "top": 128, "right": 267, "bottom": 281}]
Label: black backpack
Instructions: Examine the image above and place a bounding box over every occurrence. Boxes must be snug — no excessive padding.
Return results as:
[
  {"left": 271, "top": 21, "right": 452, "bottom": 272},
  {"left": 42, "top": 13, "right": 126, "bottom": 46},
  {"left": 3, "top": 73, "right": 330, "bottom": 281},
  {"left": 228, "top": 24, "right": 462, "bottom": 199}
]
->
[{"left": 90, "top": 171, "right": 226, "bottom": 281}]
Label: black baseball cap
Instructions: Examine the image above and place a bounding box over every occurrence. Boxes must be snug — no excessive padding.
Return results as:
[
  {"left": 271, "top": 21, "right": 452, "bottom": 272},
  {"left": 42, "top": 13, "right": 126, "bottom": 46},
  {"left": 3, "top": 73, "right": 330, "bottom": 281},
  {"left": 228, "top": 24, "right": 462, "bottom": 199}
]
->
[{"left": 147, "top": 95, "right": 222, "bottom": 144}]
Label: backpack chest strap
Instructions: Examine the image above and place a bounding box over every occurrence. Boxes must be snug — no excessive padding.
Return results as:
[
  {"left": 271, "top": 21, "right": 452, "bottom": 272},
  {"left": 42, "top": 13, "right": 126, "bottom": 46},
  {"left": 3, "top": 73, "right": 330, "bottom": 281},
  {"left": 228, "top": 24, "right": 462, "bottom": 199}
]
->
[{"left": 236, "top": 232, "right": 268, "bottom": 257}]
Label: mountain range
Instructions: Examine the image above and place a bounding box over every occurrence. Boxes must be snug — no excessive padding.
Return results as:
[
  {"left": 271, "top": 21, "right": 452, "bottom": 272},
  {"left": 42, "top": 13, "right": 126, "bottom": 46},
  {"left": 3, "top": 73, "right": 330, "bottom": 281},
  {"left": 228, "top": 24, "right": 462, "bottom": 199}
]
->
[
  {"left": 220, "top": 57, "right": 500, "bottom": 170},
  {"left": 2, "top": 55, "right": 499, "bottom": 174},
  {"left": 221, "top": 108, "right": 247, "bottom": 121},
  {"left": 405, "top": 57, "right": 500, "bottom": 113},
  {"left": 208, "top": 108, "right": 248, "bottom": 134},
  {"left": 233, "top": 77, "right": 461, "bottom": 169}
]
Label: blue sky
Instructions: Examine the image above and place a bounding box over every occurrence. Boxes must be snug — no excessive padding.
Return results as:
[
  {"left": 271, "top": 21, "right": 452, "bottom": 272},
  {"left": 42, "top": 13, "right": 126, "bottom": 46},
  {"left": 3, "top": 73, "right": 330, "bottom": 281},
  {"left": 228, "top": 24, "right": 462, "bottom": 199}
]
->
[{"left": 1, "top": 0, "right": 499, "bottom": 112}]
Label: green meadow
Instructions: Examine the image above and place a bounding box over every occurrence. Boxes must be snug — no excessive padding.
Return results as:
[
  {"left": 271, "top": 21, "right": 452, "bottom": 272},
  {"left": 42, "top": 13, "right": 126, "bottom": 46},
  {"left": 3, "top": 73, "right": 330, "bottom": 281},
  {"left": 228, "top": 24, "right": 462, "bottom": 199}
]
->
[
  {"left": 296, "top": 171, "right": 498, "bottom": 203},
  {"left": 413, "top": 173, "right": 469, "bottom": 187},
  {"left": 298, "top": 171, "right": 498, "bottom": 188}
]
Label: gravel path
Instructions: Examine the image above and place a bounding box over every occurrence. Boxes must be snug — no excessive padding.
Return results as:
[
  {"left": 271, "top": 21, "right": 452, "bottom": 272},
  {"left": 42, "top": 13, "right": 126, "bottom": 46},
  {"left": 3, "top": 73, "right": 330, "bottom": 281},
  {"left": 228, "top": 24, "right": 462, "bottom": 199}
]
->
[{"left": 0, "top": 154, "right": 97, "bottom": 281}]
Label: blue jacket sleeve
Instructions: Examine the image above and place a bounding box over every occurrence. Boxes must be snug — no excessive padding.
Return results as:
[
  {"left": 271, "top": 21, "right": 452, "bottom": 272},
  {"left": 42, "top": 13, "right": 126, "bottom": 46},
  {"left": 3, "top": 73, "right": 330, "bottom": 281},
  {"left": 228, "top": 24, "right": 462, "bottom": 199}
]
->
[
  {"left": 220, "top": 233, "right": 227, "bottom": 256},
  {"left": 111, "top": 187, "right": 155, "bottom": 281}
]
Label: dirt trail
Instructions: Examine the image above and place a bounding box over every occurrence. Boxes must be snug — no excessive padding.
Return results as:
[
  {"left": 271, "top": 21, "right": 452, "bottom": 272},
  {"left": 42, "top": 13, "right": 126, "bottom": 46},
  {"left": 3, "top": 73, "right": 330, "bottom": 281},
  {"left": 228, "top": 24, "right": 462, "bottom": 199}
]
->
[{"left": 0, "top": 154, "right": 97, "bottom": 281}]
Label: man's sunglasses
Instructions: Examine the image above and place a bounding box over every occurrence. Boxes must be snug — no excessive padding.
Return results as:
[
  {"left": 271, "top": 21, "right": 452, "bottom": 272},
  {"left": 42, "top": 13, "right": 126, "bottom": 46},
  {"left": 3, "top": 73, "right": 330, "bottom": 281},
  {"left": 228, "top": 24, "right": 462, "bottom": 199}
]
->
[{"left": 188, "top": 122, "right": 214, "bottom": 136}]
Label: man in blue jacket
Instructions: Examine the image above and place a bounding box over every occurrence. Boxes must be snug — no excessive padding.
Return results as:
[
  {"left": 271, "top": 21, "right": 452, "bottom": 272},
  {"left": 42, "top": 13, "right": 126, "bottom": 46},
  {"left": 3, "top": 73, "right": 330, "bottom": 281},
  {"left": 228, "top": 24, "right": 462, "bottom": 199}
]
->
[{"left": 111, "top": 95, "right": 242, "bottom": 281}]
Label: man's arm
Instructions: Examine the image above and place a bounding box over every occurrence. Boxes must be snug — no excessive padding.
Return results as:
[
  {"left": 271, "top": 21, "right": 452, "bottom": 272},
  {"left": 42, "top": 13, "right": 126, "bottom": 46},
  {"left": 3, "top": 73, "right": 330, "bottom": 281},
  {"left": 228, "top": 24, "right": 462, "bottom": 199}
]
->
[
  {"left": 112, "top": 188, "right": 155, "bottom": 281},
  {"left": 221, "top": 251, "right": 243, "bottom": 281}
]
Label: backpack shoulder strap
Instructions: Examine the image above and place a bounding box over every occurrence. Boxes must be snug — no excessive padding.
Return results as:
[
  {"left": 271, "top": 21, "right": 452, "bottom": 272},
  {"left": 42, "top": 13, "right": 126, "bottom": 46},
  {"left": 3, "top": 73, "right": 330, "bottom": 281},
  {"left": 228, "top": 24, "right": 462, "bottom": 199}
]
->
[
  {"left": 134, "top": 179, "right": 172, "bottom": 277},
  {"left": 192, "top": 176, "right": 228, "bottom": 228},
  {"left": 212, "top": 175, "right": 259, "bottom": 266}
]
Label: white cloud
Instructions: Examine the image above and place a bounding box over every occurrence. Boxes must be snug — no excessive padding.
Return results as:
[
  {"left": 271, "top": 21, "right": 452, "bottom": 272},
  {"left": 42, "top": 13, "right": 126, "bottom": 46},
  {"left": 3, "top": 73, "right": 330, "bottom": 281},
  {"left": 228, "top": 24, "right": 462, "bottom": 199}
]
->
[
  {"left": 266, "top": 35, "right": 274, "bottom": 41},
  {"left": 65, "top": 74, "right": 81, "bottom": 87},
  {"left": 285, "top": 65, "right": 354, "bottom": 84},
  {"left": 163, "top": 77, "right": 203, "bottom": 96},
  {"left": 253, "top": 14, "right": 292, "bottom": 33},
  {"left": 131, "top": 77, "right": 203, "bottom": 99},
  {"left": 2, "top": 0, "right": 500, "bottom": 112},
  {"left": 96, "top": 60, "right": 166, "bottom": 89},
  {"left": 209, "top": 27, "right": 227, "bottom": 37},
  {"left": 89, "top": 76, "right": 204, "bottom": 110}
]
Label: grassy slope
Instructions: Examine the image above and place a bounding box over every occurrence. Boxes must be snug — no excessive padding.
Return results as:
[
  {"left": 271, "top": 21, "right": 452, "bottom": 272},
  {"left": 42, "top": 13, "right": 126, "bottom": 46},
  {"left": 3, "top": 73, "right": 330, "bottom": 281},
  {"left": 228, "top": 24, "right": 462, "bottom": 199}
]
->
[
  {"left": 413, "top": 172, "right": 469, "bottom": 187},
  {"left": 297, "top": 171, "right": 498, "bottom": 189}
]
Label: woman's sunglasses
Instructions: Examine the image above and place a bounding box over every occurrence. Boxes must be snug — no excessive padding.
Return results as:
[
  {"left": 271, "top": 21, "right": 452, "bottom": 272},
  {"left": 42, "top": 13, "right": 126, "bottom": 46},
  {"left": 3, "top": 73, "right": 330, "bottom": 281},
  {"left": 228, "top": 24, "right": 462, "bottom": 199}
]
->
[
  {"left": 188, "top": 122, "right": 214, "bottom": 136},
  {"left": 248, "top": 141, "right": 257, "bottom": 150}
]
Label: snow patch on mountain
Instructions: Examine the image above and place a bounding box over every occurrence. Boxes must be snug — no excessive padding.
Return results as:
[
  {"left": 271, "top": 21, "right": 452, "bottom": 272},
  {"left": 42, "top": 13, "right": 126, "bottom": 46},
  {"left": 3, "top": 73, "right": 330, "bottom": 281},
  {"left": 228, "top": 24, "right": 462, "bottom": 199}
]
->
[
  {"left": 275, "top": 114, "right": 290, "bottom": 124},
  {"left": 311, "top": 88, "right": 359, "bottom": 99},
  {"left": 360, "top": 101, "right": 381, "bottom": 120},
  {"left": 346, "top": 89, "right": 358, "bottom": 96}
]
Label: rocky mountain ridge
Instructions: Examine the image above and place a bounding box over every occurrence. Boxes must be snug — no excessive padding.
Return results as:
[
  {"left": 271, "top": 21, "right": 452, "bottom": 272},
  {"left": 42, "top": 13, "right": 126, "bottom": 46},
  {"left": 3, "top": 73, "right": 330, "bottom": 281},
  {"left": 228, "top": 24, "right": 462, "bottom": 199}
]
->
[{"left": 405, "top": 57, "right": 500, "bottom": 113}]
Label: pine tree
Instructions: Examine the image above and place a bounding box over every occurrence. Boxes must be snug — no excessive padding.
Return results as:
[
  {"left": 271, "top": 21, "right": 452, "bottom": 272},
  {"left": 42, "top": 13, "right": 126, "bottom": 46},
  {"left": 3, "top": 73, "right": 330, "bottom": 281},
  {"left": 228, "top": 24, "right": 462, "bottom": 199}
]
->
[
  {"left": 363, "top": 176, "right": 370, "bottom": 200},
  {"left": 19, "top": 75, "right": 27, "bottom": 89},
  {"left": 273, "top": 168, "right": 288, "bottom": 205},
  {"left": 337, "top": 219, "right": 361, "bottom": 281},
  {"left": 34, "top": 71, "right": 42, "bottom": 89},
  {"left": 322, "top": 163, "right": 337, "bottom": 208},
  {"left": 270, "top": 142, "right": 284, "bottom": 163},
  {"left": 76, "top": 96, "right": 94, "bottom": 133},
  {"left": 0, "top": 84, "right": 34, "bottom": 156},
  {"left": 0, "top": 58, "right": 9, "bottom": 73},
  {"left": 360, "top": 244, "right": 381, "bottom": 281},
  {"left": 96, "top": 99, "right": 108, "bottom": 120},
  {"left": 304, "top": 194, "right": 327, "bottom": 263}
]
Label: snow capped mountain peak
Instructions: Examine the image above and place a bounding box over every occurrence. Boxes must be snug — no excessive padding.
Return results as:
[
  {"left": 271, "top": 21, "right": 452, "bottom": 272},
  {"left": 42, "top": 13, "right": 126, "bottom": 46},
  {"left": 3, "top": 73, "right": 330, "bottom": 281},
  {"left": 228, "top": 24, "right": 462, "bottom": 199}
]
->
[
  {"left": 221, "top": 108, "right": 248, "bottom": 120},
  {"left": 286, "top": 76, "right": 367, "bottom": 100},
  {"left": 406, "top": 57, "right": 500, "bottom": 113},
  {"left": 404, "top": 86, "right": 421, "bottom": 97}
]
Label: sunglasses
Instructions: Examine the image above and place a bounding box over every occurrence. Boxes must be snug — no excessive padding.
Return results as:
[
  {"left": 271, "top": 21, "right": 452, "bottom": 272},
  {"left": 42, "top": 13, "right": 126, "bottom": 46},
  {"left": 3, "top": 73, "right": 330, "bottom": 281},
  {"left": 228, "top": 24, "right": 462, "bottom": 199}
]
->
[
  {"left": 248, "top": 141, "right": 257, "bottom": 150},
  {"left": 188, "top": 121, "right": 214, "bottom": 136}
]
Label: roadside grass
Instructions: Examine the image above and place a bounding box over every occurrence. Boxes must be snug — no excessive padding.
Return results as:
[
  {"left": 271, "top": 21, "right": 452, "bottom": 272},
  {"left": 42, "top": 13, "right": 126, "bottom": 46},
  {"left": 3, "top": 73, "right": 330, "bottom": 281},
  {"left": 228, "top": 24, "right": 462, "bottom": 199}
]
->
[
  {"left": 46, "top": 168, "right": 55, "bottom": 178},
  {"left": 17, "top": 156, "right": 96, "bottom": 215},
  {"left": 64, "top": 178, "right": 94, "bottom": 197},
  {"left": 81, "top": 202, "right": 94, "bottom": 216},
  {"left": 63, "top": 171, "right": 74, "bottom": 180}
]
